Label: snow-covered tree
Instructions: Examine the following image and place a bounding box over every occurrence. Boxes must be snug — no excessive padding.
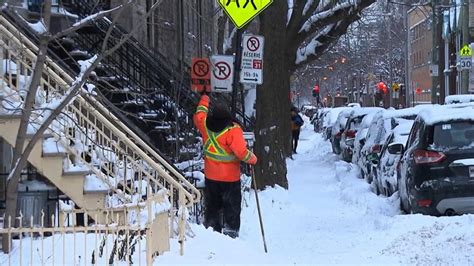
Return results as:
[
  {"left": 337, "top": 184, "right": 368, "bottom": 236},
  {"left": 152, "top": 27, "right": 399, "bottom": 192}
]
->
[{"left": 254, "top": 0, "right": 376, "bottom": 189}]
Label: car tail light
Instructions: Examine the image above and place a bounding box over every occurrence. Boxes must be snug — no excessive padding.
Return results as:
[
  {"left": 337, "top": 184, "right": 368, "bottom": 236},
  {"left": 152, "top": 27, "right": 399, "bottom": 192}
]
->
[
  {"left": 413, "top": 149, "right": 446, "bottom": 164},
  {"left": 417, "top": 199, "right": 432, "bottom": 207},
  {"left": 346, "top": 130, "right": 356, "bottom": 138},
  {"left": 371, "top": 144, "right": 382, "bottom": 153}
]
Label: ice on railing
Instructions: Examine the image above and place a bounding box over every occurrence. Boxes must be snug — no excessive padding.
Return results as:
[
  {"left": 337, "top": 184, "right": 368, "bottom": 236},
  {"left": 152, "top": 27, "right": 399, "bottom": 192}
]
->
[
  {"left": 1, "top": 59, "right": 18, "bottom": 74},
  {"left": 84, "top": 174, "right": 110, "bottom": 192},
  {"left": 128, "top": 197, "right": 171, "bottom": 228},
  {"left": 184, "top": 171, "right": 205, "bottom": 188},
  {"left": 94, "top": 145, "right": 117, "bottom": 163},
  {"left": 115, "top": 160, "right": 135, "bottom": 181},
  {"left": 43, "top": 137, "right": 66, "bottom": 153},
  {"left": 175, "top": 159, "right": 204, "bottom": 172},
  {"left": 0, "top": 81, "right": 22, "bottom": 114},
  {"left": 134, "top": 179, "right": 148, "bottom": 196},
  {"left": 58, "top": 199, "right": 74, "bottom": 211}
]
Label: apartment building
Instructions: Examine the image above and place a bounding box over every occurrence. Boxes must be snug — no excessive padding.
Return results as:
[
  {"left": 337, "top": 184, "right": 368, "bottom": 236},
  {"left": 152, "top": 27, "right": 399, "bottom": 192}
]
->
[{"left": 407, "top": 4, "right": 433, "bottom": 105}]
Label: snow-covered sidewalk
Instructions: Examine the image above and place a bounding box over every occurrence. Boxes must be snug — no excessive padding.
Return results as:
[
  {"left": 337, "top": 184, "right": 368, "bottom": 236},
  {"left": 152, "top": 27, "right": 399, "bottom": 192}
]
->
[{"left": 157, "top": 122, "right": 474, "bottom": 265}]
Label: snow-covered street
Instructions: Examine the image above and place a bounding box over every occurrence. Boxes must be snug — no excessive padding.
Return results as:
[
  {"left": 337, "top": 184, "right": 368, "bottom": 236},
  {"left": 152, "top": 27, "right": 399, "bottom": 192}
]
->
[{"left": 156, "top": 122, "right": 474, "bottom": 265}]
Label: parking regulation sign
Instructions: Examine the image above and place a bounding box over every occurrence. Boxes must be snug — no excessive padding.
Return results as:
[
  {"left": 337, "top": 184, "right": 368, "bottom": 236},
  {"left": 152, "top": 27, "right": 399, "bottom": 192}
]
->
[
  {"left": 240, "top": 34, "right": 264, "bottom": 85},
  {"left": 191, "top": 57, "right": 211, "bottom": 92},
  {"left": 211, "top": 55, "right": 234, "bottom": 93}
]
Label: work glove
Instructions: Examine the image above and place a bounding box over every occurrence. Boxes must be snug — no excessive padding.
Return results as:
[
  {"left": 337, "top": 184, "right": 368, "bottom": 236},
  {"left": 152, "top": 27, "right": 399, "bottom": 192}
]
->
[{"left": 247, "top": 153, "right": 258, "bottom": 165}]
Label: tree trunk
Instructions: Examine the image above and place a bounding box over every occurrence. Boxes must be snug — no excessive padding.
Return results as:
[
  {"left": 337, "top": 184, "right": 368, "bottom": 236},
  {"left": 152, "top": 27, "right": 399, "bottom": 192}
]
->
[
  {"left": 2, "top": 1, "right": 51, "bottom": 253},
  {"left": 254, "top": 1, "right": 291, "bottom": 190}
]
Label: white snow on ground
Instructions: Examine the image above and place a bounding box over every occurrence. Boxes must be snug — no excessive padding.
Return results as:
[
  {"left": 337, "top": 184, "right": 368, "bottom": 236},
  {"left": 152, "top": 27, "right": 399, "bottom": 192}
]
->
[
  {"left": 156, "top": 117, "right": 474, "bottom": 265},
  {"left": 2, "top": 116, "right": 474, "bottom": 264}
]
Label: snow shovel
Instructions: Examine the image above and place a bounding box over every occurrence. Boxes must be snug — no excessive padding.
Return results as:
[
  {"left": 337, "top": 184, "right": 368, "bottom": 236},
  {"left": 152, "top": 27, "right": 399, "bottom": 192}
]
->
[{"left": 251, "top": 166, "right": 268, "bottom": 253}]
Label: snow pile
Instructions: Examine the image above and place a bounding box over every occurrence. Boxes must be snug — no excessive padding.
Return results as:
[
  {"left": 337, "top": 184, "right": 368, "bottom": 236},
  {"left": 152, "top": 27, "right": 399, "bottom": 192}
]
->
[{"left": 27, "top": 20, "right": 46, "bottom": 33}]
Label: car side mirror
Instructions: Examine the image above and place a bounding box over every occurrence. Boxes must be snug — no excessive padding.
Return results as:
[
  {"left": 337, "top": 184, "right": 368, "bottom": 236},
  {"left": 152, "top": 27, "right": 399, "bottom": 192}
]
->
[{"left": 388, "top": 143, "right": 404, "bottom": 155}]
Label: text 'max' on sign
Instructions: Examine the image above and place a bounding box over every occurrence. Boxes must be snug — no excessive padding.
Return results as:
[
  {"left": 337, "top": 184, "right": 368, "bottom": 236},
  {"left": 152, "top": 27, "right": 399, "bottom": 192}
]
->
[
  {"left": 218, "top": 0, "right": 273, "bottom": 29},
  {"left": 211, "top": 55, "right": 234, "bottom": 93},
  {"left": 240, "top": 34, "right": 264, "bottom": 85}
]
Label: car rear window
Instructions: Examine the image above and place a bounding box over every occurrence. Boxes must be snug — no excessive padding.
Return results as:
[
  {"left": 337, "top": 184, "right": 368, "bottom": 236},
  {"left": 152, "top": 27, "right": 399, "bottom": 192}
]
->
[
  {"left": 430, "top": 121, "right": 474, "bottom": 150},
  {"left": 349, "top": 116, "right": 364, "bottom": 130}
]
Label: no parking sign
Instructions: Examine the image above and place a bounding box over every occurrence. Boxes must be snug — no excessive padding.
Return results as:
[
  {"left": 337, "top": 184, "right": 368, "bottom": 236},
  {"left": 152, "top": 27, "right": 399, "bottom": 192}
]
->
[{"left": 211, "top": 55, "right": 234, "bottom": 93}]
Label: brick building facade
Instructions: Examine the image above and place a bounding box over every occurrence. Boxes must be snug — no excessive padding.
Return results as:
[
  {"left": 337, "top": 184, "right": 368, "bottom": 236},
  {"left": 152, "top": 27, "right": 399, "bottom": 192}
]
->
[{"left": 407, "top": 5, "right": 433, "bottom": 105}]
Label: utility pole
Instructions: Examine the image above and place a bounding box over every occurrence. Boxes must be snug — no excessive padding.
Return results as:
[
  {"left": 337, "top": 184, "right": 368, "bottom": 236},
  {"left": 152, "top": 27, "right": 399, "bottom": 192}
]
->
[
  {"left": 432, "top": 0, "right": 445, "bottom": 103},
  {"left": 197, "top": 0, "right": 203, "bottom": 58},
  {"left": 461, "top": 0, "right": 470, "bottom": 93},
  {"left": 387, "top": 2, "right": 394, "bottom": 107},
  {"left": 231, "top": 29, "right": 243, "bottom": 117},
  {"left": 176, "top": 0, "right": 184, "bottom": 71}
]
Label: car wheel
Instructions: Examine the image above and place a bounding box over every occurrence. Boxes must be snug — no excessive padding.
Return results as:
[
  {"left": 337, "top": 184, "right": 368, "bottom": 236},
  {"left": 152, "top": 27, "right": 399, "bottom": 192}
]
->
[{"left": 374, "top": 181, "right": 380, "bottom": 195}]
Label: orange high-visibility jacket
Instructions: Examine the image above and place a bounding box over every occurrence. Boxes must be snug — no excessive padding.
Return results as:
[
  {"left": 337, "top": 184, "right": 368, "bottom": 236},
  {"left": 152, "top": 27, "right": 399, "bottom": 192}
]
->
[{"left": 193, "top": 95, "right": 257, "bottom": 182}]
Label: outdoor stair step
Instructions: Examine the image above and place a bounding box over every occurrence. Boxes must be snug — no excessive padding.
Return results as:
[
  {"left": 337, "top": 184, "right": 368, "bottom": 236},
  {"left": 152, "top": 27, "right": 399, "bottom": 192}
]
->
[
  {"left": 0, "top": 113, "right": 22, "bottom": 119},
  {"left": 62, "top": 170, "right": 92, "bottom": 177},
  {"left": 42, "top": 151, "right": 67, "bottom": 158}
]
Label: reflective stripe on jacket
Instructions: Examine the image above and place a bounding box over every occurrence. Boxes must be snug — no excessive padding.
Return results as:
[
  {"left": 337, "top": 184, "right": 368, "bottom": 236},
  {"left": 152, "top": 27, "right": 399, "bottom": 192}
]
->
[
  {"left": 203, "top": 123, "right": 239, "bottom": 162},
  {"left": 193, "top": 95, "right": 256, "bottom": 182}
]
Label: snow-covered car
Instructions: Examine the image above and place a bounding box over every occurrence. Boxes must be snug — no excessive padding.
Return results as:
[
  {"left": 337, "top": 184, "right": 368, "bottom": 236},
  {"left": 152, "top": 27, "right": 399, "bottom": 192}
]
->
[
  {"left": 372, "top": 119, "right": 414, "bottom": 196},
  {"left": 396, "top": 106, "right": 474, "bottom": 215},
  {"left": 351, "top": 111, "right": 383, "bottom": 172},
  {"left": 445, "top": 94, "right": 474, "bottom": 105},
  {"left": 340, "top": 107, "right": 383, "bottom": 162},
  {"left": 302, "top": 105, "right": 317, "bottom": 118},
  {"left": 312, "top": 108, "right": 329, "bottom": 132},
  {"left": 358, "top": 106, "right": 431, "bottom": 183},
  {"left": 330, "top": 109, "right": 353, "bottom": 154},
  {"left": 346, "top": 103, "right": 361, "bottom": 108}
]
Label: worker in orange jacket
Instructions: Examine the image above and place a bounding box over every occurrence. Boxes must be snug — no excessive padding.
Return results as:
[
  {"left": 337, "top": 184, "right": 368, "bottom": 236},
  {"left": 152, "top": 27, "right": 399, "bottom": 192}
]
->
[{"left": 194, "top": 92, "right": 257, "bottom": 238}]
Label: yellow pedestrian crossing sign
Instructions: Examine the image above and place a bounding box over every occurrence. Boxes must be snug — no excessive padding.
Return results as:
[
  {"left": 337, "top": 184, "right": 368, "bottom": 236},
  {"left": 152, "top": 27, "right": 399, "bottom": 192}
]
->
[
  {"left": 218, "top": 0, "right": 273, "bottom": 29},
  {"left": 460, "top": 44, "right": 472, "bottom": 57}
]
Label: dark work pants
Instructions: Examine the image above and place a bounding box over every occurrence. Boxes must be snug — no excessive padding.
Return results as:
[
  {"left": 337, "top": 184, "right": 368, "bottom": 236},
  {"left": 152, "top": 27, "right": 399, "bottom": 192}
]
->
[
  {"left": 204, "top": 178, "right": 241, "bottom": 238},
  {"left": 292, "top": 129, "right": 300, "bottom": 152}
]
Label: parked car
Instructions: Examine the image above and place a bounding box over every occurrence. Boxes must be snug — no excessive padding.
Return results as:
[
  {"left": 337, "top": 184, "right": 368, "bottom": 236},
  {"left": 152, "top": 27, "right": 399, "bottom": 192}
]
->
[
  {"left": 330, "top": 109, "right": 352, "bottom": 154},
  {"left": 312, "top": 108, "right": 329, "bottom": 132},
  {"left": 396, "top": 106, "right": 474, "bottom": 215},
  {"left": 358, "top": 106, "right": 429, "bottom": 183},
  {"left": 373, "top": 119, "right": 414, "bottom": 196},
  {"left": 445, "top": 94, "right": 474, "bottom": 105},
  {"left": 340, "top": 108, "right": 383, "bottom": 162},
  {"left": 302, "top": 105, "right": 317, "bottom": 118}
]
